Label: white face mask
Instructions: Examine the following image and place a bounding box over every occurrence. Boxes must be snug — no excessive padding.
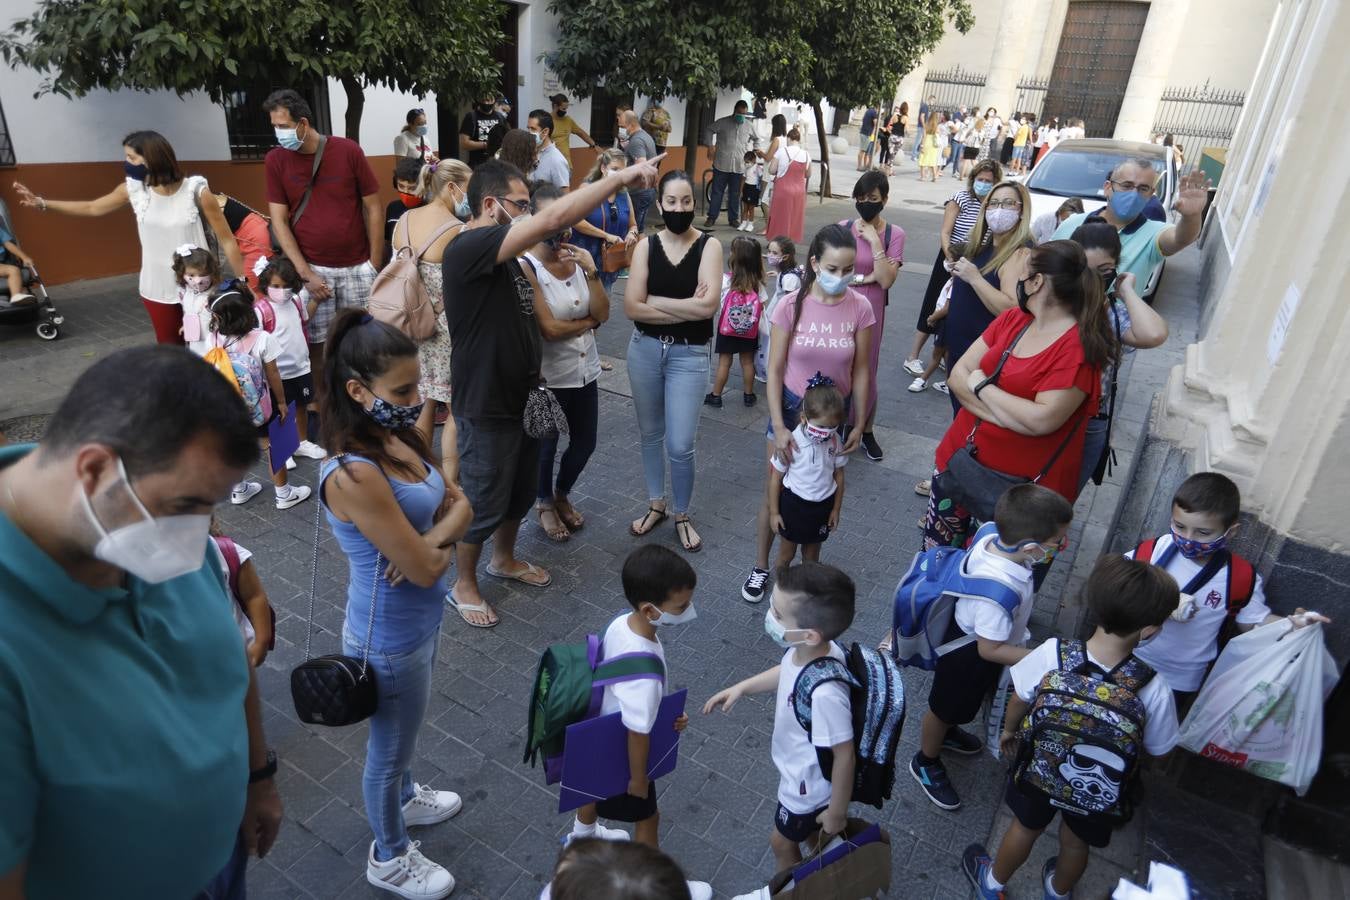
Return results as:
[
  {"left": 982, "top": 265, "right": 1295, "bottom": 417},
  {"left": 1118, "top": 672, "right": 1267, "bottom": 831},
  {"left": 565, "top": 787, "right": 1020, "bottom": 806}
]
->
[
  {"left": 650, "top": 603, "right": 698, "bottom": 627},
  {"left": 79, "top": 457, "right": 212, "bottom": 584}
]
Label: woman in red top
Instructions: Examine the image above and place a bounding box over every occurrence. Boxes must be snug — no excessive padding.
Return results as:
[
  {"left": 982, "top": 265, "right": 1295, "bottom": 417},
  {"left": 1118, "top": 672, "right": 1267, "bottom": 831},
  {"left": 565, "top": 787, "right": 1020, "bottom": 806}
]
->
[{"left": 924, "top": 240, "right": 1116, "bottom": 549}]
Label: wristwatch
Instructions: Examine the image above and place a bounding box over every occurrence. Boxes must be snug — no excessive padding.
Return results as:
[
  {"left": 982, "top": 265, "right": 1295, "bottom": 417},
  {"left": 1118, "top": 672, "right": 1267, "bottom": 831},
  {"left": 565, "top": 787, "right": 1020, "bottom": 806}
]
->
[{"left": 249, "top": 749, "right": 278, "bottom": 784}]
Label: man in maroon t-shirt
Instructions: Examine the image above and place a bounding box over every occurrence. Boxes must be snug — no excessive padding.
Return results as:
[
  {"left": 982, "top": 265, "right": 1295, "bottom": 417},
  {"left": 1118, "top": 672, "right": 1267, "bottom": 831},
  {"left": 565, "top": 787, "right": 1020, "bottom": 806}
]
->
[{"left": 264, "top": 89, "right": 382, "bottom": 362}]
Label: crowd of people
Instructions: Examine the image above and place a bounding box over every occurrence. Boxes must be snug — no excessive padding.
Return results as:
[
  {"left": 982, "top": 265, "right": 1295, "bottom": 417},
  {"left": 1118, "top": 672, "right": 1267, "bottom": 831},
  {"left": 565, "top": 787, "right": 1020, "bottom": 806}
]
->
[{"left": 3, "top": 83, "right": 1331, "bottom": 900}]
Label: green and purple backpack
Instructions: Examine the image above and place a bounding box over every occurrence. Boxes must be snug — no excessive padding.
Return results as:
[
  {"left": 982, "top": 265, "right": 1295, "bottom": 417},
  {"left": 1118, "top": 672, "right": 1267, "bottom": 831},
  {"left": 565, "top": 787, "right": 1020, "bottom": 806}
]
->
[{"left": 523, "top": 633, "right": 664, "bottom": 784}]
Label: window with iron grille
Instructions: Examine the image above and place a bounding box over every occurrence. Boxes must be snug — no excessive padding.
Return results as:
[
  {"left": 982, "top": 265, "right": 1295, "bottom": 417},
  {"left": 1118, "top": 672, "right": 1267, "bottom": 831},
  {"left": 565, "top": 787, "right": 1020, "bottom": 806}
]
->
[
  {"left": 222, "top": 82, "right": 331, "bottom": 161},
  {"left": 0, "top": 97, "right": 15, "bottom": 167}
]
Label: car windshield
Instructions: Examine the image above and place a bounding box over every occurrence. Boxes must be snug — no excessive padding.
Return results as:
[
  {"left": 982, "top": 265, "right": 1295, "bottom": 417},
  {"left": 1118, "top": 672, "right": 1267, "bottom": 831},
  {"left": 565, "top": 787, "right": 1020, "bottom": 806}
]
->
[{"left": 1026, "top": 150, "right": 1166, "bottom": 199}]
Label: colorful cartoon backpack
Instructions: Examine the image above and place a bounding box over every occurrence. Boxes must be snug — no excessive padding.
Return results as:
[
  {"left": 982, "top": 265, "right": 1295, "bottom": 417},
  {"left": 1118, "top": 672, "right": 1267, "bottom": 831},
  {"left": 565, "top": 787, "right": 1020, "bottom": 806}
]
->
[
  {"left": 204, "top": 332, "right": 271, "bottom": 427},
  {"left": 1011, "top": 640, "right": 1155, "bottom": 824}
]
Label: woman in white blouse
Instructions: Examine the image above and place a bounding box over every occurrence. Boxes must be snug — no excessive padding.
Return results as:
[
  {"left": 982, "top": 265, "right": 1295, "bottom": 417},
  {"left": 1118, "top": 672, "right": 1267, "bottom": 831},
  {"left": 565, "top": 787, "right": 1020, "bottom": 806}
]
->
[
  {"left": 521, "top": 183, "right": 610, "bottom": 542},
  {"left": 393, "top": 108, "right": 438, "bottom": 162}
]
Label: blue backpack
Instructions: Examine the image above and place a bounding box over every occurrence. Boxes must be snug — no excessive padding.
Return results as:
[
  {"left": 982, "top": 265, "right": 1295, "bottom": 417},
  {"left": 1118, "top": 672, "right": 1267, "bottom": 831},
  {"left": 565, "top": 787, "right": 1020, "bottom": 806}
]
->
[
  {"left": 890, "top": 523, "right": 1023, "bottom": 669},
  {"left": 790, "top": 642, "right": 907, "bottom": 809}
]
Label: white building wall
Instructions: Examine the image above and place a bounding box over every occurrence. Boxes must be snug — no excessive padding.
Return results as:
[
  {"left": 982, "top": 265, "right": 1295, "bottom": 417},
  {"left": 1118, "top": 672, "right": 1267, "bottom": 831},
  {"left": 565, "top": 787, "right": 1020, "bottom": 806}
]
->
[
  {"left": 1167, "top": 0, "right": 1277, "bottom": 89},
  {"left": 326, "top": 80, "right": 439, "bottom": 158}
]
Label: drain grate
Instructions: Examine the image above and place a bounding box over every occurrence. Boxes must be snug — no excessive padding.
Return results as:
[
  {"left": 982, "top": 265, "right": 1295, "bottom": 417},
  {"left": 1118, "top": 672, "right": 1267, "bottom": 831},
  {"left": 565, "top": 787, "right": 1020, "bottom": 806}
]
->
[{"left": 0, "top": 414, "right": 50, "bottom": 443}]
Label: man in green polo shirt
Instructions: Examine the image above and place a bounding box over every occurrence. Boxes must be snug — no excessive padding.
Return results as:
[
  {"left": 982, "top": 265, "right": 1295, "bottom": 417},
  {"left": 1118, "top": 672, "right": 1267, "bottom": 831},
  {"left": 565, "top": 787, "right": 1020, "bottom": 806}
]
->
[
  {"left": 0, "top": 347, "right": 282, "bottom": 900},
  {"left": 1052, "top": 160, "right": 1212, "bottom": 288}
]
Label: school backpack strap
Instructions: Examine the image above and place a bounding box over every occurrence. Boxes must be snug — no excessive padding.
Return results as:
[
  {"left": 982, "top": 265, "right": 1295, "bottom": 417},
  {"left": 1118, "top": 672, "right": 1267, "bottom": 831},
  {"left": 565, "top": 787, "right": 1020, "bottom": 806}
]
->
[
  {"left": 213, "top": 535, "right": 242, "bottom": 601},
  {"left": 586, "top": 641, "right": 665, "bottom": 720},
  {"left": 790, "top": 649, "right": 860, "bottom": 735},
  {"left": 1134, "top": 537, "right": 1158, "bottom": 564},
  {"left": 1225, "top": 554, "right": 1255, "bottom": 618}
]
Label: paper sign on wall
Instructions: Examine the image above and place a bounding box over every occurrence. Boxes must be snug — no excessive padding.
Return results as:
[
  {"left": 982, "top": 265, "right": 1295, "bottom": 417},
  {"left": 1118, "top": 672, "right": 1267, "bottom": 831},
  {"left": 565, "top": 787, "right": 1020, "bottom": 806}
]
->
[{"left": 1266, "top": 284, "right": 1301, "bottom": 365}]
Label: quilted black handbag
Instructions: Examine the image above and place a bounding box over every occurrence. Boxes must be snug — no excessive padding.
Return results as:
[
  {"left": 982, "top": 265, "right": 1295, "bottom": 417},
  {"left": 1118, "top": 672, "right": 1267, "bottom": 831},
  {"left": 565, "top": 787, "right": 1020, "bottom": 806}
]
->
[{"left": 290, "top": 490, "right": 378, "bottom": 727}]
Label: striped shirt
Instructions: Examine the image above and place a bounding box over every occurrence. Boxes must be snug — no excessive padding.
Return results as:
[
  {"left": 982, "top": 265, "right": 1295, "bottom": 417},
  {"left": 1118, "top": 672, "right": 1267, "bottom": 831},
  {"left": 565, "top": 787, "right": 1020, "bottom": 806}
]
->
[{"left": 948, "top": 190, "right": 983, "bottom": 246}]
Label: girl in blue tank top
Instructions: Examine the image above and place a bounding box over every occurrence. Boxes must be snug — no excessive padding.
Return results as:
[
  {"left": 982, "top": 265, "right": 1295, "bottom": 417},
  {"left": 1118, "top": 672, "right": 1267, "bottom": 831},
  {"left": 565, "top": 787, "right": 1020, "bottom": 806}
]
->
[{"left": 317, "top": 309, "right": 473, "bottom": 896}]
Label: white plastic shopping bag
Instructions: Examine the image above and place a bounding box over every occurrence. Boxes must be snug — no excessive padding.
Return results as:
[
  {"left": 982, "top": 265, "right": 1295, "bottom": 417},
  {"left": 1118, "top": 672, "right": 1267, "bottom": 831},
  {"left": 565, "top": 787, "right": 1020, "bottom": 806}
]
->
[{"left": 1178, "top": 620, "right": 1338, "bottom": 795}]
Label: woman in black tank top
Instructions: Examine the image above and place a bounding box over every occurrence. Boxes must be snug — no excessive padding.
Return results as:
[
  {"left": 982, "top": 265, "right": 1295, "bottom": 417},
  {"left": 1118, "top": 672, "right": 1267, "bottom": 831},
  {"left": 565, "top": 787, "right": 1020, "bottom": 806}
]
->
[{"left": 623, "top": 171, "right": 722, "bottom": 552}]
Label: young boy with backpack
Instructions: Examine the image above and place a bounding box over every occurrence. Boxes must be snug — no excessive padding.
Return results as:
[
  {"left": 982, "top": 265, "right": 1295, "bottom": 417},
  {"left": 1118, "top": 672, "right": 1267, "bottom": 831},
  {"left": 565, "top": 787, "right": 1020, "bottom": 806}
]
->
[
  {"left": 704, "top": 563, "right": 861, "bottom": 871},
  {"left": 907, "top": 484, "right": 1073, "bottom": 812},
  {"left": 556, "top": 546, "right": 712, "bottom": 899},
  {"left": 1126, "top": 472, "right": 1326, "bottom": 710},
  {"left": 962, "top": 554, "right": 1181, "bottom": 900}
]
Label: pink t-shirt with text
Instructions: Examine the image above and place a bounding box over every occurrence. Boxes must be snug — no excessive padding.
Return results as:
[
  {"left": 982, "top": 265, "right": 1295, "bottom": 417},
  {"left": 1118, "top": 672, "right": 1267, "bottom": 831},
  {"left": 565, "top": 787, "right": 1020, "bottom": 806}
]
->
[{"left": 770, "top": 287, "right": 877, "bottom": 397}]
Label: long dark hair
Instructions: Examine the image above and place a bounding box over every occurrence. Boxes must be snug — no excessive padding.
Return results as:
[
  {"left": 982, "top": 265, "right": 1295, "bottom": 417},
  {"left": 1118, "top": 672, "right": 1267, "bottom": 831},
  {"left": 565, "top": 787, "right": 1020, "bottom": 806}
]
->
[
  {"left": 771, "top": 114, "right": 787, "bottom": 139},
  {"left": 319, "top": 309, "right": 432, "bottom": 480},
  {"left": 122, "top": 130, "right": 183, "bottom": 187},
  {"left": 769, "top": 235, "right": 797, "bottom": 272},
  {"left": 208, "top": 282, "right": 257, "bottom": 339},
  {"left": 1027, "top": 240, "right": 1117, "bottom": 370},
  {"left": 728, "top": 236, "right": 764, "bottom": 294},
  {"left": 785, "top": 224, "right": 855, "bottom": 360}
]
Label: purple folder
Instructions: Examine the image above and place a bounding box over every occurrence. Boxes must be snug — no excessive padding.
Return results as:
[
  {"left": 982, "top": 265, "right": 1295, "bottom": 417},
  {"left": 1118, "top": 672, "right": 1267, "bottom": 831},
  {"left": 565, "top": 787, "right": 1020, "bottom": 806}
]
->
[
  {"left": 267, "top": 403, "right": 300, "bottom": 474},
  {"left": 557, "top": 689, "right": 688, "bottom": 814}
]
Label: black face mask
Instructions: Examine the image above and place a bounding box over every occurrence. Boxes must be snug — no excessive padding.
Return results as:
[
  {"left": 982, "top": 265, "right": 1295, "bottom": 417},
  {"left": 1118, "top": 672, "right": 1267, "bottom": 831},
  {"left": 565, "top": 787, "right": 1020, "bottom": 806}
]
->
[
  {"left": 1100, "top": 268, "right": 1118, "bottom": 294},
  {"left": 1016, "top": 277, "right": 1033, "bottom": 313},
  {"left": 662, "top": 209, "right": 695, "bottom": 234},
  {"left": 854, "top": 199, "right": 885, "bottom": 222},
  {"left": 478, "top": 104, "right": 495, "bottom": 115},
  {"left": 556, "top": 109, "right": 568, "bottom": 119}
]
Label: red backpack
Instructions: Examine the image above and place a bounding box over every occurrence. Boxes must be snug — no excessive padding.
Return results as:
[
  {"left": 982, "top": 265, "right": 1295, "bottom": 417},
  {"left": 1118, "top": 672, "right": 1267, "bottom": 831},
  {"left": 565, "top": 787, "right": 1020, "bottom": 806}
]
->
[
  {"left": 213, "top": 535, "right": 276, "bottom": 650},
  {"left": 1135, "top": 536, "right": 1255, "bottom": 647}
]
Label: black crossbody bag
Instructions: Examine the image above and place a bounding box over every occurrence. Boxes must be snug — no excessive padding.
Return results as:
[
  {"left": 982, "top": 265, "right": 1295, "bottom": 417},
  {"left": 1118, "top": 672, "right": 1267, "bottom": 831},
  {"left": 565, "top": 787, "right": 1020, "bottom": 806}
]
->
[
  {"left": 290, "top": 479, "right": 379, "bottom": 726},
  {"left": 935, "top": 323, "right": 1087, "bottom": 521}
]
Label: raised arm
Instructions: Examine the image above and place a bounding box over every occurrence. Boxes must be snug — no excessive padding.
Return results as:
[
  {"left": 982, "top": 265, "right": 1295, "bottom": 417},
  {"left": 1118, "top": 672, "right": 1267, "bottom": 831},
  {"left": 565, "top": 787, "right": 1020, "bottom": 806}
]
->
[
  {"left": 495, "top": 154, "right": 666, "bottom": 263},
  {"left": 12, "top": 180, "right": 128, "bottom": 217},
  {"left": 1115, "top": 272, "right": 1168, "bottom": 349},
  {"left": 1158, "top": 170, "right": 1212, "bottom": 257}
]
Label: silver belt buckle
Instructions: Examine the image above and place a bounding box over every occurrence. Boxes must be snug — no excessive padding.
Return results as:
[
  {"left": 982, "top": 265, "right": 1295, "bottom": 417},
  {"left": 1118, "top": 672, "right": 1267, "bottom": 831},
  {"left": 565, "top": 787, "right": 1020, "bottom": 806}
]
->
[{"left": 659, "top": 334, "right": 675, "bottom": 345}]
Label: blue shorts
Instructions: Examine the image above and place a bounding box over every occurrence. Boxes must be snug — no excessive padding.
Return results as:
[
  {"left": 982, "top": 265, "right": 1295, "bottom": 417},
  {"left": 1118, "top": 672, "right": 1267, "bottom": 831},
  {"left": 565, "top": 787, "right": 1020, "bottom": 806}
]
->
[{"left": 775, "top": 802, "right": 828, "bottom": 843}]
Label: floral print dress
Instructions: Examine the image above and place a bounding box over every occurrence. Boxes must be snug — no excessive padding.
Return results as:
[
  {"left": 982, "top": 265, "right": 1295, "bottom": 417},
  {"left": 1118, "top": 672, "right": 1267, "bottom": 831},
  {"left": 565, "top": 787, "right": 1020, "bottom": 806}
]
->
[{"left": 416, "top": 260, "right": 453, "bottom": 403}]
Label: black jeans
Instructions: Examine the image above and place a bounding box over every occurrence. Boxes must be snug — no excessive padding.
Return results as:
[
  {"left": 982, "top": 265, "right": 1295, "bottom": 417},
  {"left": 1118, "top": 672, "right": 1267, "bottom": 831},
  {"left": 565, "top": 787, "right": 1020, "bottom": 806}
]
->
[{"left": 537, "top": 379, "right": 600, "bottom": 500}]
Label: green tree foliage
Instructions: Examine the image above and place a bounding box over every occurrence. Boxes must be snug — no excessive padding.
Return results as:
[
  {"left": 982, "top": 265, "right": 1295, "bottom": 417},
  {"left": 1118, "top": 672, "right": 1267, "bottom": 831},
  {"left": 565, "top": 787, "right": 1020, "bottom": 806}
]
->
[{"left": 0, "top": 0, "right": 504, "bottom": 138}]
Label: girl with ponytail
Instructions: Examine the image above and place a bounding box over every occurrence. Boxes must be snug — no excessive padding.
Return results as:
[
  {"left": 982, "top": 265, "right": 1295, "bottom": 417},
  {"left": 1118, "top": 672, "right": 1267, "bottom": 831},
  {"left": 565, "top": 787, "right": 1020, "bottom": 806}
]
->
[
  {"left": 923, "top": 240, "right": 1107, "bottom": 551},
  {"left": 739, "top": 224, "right": 876, "bottom": 602},
  {"left": 317, "top": 309, "right": 473, "bottom": 890}
]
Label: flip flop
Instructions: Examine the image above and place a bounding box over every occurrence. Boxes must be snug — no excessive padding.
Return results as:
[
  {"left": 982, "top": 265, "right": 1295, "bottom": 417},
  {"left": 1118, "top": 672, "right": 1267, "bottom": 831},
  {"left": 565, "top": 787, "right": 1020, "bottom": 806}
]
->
[
  {"left": 674, "top": 517, "right": 703, "bottom": 553},
  {"left": 484, "top": 561, "right": 552, "bottom": 587},
  {"left": 446, "top": 591, "right": 499, "bottom": 628},
  {"left": 630, "top": 506, "right": 668, "bottom": 537}
]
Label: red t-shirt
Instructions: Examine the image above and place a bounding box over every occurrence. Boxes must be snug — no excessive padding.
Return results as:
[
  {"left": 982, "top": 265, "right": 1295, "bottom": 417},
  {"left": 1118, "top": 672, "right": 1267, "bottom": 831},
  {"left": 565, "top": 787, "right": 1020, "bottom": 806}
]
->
[
  {"left": 264, "top": 136, "right": 379, "bottom": 268},
  {"left": 935, "top": 308, "right": 1101, "bottom": 502}
]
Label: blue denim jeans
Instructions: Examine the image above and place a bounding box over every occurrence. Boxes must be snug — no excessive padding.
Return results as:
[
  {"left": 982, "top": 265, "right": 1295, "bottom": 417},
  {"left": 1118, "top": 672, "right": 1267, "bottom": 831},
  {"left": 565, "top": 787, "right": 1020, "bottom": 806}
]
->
[
  {"left": 194, "top": 834, "right": 247, "bottom": 900},
  {"left": 1076, "top": 415, "right": 1110, "bottom": 496},
  {"left": 707, "top": 169, "right": 743, "bottom": 226},
  {"left": 631, "top": 189, "right": 656, "bottom": 233},
  {"left": 626, "top": 331, "right": 711, "bottom": 514},
  {"left": 343, "top": 625, "right": 439, "bottom": 861},
  {"left": 949, "top": 142, "right": 964, "bottom": 174}
]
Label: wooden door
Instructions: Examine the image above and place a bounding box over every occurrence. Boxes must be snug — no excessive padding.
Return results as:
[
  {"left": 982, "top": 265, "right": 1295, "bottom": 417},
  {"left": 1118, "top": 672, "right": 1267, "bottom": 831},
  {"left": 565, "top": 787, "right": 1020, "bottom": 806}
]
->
[{"left": 1042, "top": 1, "right": 1151, "bottom": 137}]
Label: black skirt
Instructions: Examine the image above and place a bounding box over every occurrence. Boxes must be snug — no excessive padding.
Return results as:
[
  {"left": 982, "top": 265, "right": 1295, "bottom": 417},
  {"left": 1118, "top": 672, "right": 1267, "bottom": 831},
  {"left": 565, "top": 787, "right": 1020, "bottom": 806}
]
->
[
  {"left": 715, "top": 332, "right": 759, "bottom": 355},
  {"left": 916, "top": 247, "right": 951, "bottom": 334}
]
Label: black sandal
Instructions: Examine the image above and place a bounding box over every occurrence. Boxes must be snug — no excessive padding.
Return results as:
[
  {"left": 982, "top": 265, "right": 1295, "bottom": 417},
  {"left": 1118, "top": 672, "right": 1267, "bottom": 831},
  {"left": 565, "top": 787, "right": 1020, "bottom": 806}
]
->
[
  {"left": 630, "top": 506, "right": 668, "bottom": 537},
  {"left": 674, "top": 517, "right": 703, "bottom": 553}
]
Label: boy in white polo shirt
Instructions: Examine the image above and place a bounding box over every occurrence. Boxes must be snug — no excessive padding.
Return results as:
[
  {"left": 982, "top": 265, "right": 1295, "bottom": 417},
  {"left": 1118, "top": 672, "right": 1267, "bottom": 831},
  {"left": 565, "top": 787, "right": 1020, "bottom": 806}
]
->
[{"left": 704, "top": 562, "right": 857, "bottom": 872}]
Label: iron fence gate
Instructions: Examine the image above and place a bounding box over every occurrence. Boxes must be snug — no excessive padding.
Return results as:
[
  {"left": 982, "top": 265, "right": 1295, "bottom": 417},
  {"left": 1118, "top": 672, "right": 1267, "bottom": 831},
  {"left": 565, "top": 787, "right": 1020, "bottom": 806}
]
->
[
  {"left": 1014, "top": 76, "right": 1049, "bottom": 122},
  {"left": 920, "top": 66, "right": 986, "bottom": 116},
  {"left": 1152, "top": 83, "right": 1246, "bottom": 153}
]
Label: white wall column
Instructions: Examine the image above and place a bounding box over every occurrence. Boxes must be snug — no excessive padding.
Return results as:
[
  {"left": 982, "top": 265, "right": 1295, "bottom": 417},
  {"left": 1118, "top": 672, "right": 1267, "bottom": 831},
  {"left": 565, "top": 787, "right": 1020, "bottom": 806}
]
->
[
  {"left": 1034, "top": 0, "right": 1070, "bottom": 78},
  {"left": 978, "top": 0, "right": 1041, "bottom": 115},
  {"left": 895, "top": 64, "right": 930, "bottom": 113},
  {"left": 1113, "top": 0, "right": 1193, "bottom": 141}
]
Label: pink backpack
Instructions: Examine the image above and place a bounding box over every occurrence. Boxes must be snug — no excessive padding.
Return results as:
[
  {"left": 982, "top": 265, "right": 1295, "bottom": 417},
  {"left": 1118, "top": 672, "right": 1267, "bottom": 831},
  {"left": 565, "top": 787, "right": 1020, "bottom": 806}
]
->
[
  {"left": 717, "top": 286, "right": 764, "bottom": 340},
  {"left": 254, "top": 292, "right": 306, "bottom": 334}
]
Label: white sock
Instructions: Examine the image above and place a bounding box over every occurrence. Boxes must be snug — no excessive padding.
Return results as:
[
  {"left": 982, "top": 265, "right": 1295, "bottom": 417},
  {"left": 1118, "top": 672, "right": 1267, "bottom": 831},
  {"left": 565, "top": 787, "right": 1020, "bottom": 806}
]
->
[
  {"left": 572, "top": 817, "right": 596, "bottom": 837},
  {"left": 983, "top": 867, "right": 1005, "bottom": 892},
  {"left": 275, "top": 485, "right": 292, "bottom": 499}
]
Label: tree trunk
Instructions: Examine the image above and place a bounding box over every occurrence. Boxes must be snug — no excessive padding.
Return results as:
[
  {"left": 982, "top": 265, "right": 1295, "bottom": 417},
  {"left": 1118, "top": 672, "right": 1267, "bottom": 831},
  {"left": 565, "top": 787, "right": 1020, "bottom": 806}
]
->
[
  {"left": 341, "top": 75, "right": 365, "bottom": 141},
  {"left": 683, "top": 102, "right": 703, "bottom": 180},
  {"left": 814, "top": 101, "right": 831, "bottom": 200}
]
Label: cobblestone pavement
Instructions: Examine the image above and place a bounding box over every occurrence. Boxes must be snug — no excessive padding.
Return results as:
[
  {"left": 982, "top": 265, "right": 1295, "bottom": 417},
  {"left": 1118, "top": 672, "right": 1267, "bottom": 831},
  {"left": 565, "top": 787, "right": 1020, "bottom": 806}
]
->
[{"left": 0, "top": 157, "right": 1200, "bottom": 898}]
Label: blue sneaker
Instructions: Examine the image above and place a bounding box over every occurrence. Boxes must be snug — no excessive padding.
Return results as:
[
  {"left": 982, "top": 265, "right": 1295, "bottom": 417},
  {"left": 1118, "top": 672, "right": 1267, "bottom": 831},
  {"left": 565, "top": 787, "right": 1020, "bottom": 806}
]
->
[
  {"left": 942, "top": 726, "right": 984, "bottom": 756},
  {"left": 1042, "top": 856, "right": 1071, "bottom": 899},
  {"left": 961, "top": 843, "right": 1005, "bottom": 899},
  {"left": 910, "top": 752, "right": 961, "bottom": 810}
]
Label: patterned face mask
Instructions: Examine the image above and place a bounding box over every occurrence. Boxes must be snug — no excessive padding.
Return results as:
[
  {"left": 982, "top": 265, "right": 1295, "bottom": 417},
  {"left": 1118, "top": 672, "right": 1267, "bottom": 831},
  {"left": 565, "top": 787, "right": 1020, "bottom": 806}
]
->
[
  {"left": 1171, "top": 527, "right": 1229, "bottom": 560},
  {"left": 363, "top": 390, "right": 424, "bottom": 431}
]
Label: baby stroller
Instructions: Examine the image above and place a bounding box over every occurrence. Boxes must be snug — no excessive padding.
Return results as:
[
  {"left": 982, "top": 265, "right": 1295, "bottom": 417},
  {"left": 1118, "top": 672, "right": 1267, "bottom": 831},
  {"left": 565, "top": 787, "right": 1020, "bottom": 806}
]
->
[{"left": 0, "top": 196, "right": 62, "bottom": 340}]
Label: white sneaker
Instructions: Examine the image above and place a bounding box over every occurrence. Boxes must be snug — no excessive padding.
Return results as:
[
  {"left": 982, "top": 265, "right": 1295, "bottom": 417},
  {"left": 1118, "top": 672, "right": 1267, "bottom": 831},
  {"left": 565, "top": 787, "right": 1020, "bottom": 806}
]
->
[
  {"left": 285, "top": 457, "right": 297, "bottom": 471},
  {"left": 903, "top": 358, "right": 925, "bottom": 376},
  {"left": 907, "top": 376, "right": 927, "bottom": 393},
  {"left": 932, "top": 381, "right": 950, "bottom": 395},
  {"left": 366, "top": 841, "right": 455, "bottom": 899},
  {"left": 732, "top": 889, "right": 772, "bottom": 900},
  {"left": 231, "top": 482, "right": 261, "bottom": 505},
  {"left": 275, "top": 484, "right": 312, "bottom": 510},
  {"left": 563, "top": 823, "right": 631, "bottom": 845},
  {"left": 687, "top": 881, "right": 713, "bottom": 900},
  {"left": 293, "top": 440, "right": 327, "bottom": 460},
  {"left": 402, "top": 783, "right": 463, "bottom": 827}
]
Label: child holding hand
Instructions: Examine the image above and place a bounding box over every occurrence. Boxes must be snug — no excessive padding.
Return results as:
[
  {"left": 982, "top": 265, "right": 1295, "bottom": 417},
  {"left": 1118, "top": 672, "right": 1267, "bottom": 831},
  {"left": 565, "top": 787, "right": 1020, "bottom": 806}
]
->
[{"left": 769, "top": 375, "right": 847, "bottom": 565}]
